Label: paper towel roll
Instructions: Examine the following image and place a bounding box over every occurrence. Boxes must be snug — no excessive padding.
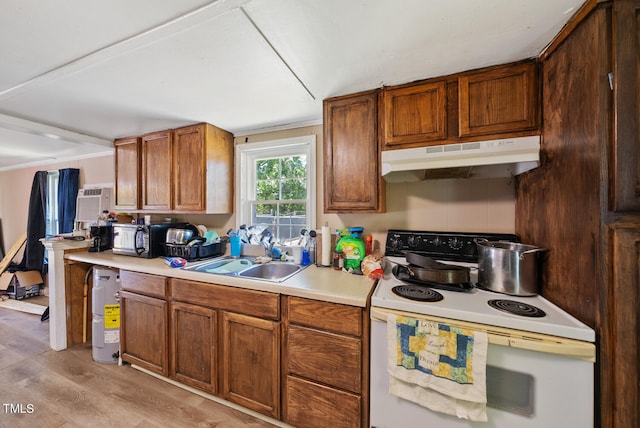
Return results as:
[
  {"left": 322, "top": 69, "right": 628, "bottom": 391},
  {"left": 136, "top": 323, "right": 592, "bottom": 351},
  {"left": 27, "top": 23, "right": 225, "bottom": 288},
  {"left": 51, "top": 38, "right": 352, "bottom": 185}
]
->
[{"left": 321, "top": 226, "right": 331, "bottom": 266}]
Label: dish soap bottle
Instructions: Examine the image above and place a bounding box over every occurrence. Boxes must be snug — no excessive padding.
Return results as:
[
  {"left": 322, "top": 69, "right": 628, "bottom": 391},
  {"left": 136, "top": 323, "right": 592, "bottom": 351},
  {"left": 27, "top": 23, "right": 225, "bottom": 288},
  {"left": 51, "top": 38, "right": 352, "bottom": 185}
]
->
[{"left": 335, "top": 227, "right": 366, "bottom": 270}]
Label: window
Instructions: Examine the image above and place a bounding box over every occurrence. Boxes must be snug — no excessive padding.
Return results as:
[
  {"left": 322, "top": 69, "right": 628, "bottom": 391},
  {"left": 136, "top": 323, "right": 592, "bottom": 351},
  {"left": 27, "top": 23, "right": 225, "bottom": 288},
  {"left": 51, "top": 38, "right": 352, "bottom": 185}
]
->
[
  {"left": 236, "top": 135, "right": 316, "bottom": 244},
  {"left": 46, "top": 170, "right": 59, "bottom": 237}
]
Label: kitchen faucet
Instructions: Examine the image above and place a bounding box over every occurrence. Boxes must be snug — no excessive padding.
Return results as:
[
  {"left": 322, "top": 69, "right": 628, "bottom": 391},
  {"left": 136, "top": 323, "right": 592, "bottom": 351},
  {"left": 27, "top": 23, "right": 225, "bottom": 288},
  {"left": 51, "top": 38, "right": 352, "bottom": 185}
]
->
[{"left": 263, "top": 238, "right": 275, "bottom": 257}]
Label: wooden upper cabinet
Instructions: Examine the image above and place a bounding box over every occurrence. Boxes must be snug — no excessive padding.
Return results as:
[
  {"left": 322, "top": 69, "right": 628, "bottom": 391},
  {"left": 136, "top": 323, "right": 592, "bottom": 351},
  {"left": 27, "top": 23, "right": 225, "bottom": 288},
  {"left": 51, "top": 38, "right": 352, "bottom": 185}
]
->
[
  {"left": 114, "top": 122, "right": 233, "bottom": 214},
  {"left": 459, "top": 61, "right": 539, "bottom": 137},
  {"left": 172, "top": 123, "right": 234, "bottom": 213},
  {"left": 173, "top": 124, "right": 205, "bottom": 212},
  {"left": 141, "top": 130, "right": 173, "bottom": 211},
  {"left": 382, "top": 80, "right": 447, "bottom": 147},
  {"left": 114, "top": 136, "right": 140, "bottom": 210},
  {"left": 610, "top": 0, "right": 640, "bottom": 212},
  {"left": 323, "top": 90, "right": 385, "bottom": 213}
]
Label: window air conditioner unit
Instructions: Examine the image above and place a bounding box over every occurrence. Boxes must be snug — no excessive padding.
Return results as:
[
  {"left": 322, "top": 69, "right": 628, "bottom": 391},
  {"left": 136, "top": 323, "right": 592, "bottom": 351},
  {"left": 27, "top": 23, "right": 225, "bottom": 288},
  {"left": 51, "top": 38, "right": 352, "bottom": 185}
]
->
[{"left": 75, "top": 188, "right": 113, "bottom": 223}]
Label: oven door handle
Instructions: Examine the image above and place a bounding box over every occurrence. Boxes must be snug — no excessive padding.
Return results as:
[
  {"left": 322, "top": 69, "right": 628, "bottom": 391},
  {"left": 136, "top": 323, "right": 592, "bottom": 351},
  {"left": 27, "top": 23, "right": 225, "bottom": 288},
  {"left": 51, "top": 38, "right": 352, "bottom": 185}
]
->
[{"left": 371, "top": 307, "right": 595, "bottom": 362}]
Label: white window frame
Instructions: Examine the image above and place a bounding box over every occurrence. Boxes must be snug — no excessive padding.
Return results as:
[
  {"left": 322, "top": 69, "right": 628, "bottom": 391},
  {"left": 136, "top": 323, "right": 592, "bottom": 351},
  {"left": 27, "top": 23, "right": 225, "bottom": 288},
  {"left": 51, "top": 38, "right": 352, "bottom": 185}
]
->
[
  {"left": 46, "top": 170, "right": 59, "bottom": 237},
  {"left": 235, "top": 135, "right": 316, "bottom": 242}
]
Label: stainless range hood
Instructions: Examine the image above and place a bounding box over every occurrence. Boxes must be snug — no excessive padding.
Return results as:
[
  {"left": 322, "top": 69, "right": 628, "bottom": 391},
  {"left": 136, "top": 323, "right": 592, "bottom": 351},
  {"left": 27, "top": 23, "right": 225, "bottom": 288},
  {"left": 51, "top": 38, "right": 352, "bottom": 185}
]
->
[{"left": 380, "top": 135, "right": 540, "bottom": 182}]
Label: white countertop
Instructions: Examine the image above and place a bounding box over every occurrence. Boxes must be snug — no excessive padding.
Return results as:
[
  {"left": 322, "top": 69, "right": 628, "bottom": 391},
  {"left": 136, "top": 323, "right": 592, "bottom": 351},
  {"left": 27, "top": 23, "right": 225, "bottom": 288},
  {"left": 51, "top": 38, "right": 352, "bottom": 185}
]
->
[{"left": 65, "top": 250, "right": 375, "bottom": 307}]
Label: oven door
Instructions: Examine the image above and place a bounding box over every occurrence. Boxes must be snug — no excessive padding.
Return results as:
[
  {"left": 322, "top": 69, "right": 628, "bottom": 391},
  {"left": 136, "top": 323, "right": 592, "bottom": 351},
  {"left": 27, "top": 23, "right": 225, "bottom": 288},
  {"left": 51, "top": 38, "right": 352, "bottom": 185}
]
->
[{"left": 370, "top": 308, "right": 595, "bottom": 428}]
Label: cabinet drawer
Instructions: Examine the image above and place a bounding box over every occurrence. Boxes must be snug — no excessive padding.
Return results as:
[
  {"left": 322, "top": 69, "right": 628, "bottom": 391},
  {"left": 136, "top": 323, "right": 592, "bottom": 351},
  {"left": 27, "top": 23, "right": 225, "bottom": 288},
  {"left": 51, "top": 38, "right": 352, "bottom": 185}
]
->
[
  {"left": 287, "top": 325, "right": 361, "bottom": 393},
  {"left": 170, "top": 278, "right": 279, "bottom": 320},
  {"left": 120, "top": 270, "right": 167, "bottom": 298},
  {"left": 287, "top": 296, "right": 362, "bottom": 336},
  {"left": 284, "top": 375, "right": 361, "bottom": 428}
]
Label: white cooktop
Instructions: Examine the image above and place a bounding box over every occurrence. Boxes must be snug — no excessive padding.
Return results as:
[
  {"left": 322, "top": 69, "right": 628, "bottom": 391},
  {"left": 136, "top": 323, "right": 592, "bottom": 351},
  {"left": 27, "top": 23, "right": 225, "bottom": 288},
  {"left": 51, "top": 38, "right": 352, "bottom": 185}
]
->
[{"left": 372, "top": 257, "right": 595, "bottom": 342}]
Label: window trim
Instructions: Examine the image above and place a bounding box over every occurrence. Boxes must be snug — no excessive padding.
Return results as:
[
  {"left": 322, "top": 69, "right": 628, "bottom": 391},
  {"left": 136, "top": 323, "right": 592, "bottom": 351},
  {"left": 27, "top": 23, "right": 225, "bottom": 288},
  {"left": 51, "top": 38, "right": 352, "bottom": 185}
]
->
[
  {"left": 235, "top": 135, "right": 316, "bottom": 238},
  {"left": 46, "top": 170, "right": 59, "bottom": 237}
]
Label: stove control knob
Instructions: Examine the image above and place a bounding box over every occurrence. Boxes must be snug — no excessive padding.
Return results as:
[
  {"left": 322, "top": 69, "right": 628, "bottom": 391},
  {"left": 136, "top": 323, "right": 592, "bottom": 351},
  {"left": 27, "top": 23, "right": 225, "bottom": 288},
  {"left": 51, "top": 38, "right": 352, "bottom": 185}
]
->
[
  {"left": 389, "top": 237, "right": 401, "bottom": 250},
  {"left": 448, "top": 237, "right": 463, "bottom": 249},
  {"left": 407, "top": 235, "right": 416, "bottom": 247},
  {"left": 432, "top": 237, "right": 441, "bottom": 247}
]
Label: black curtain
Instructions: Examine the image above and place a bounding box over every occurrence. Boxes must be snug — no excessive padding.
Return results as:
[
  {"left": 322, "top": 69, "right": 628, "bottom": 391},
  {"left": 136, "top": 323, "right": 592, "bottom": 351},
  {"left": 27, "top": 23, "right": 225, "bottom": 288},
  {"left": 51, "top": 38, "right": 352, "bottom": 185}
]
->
[
  {"left": 57, "top": 168, "right": 80, "bottom": 233},
  {"left": 15, "top": 171, "right": 48, "bottom": 274}
]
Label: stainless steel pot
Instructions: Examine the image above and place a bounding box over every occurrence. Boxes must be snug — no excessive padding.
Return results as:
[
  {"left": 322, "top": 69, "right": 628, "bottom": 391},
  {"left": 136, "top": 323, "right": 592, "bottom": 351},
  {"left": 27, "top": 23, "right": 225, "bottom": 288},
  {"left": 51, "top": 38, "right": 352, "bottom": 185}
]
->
[{"left": 474, "top": 238, "right": 547, "bottom": 296}]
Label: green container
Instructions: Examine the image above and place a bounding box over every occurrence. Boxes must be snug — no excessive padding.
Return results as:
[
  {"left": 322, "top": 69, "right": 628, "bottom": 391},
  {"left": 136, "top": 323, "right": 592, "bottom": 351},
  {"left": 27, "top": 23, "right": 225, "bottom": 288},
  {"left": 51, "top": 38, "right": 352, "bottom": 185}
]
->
[{"left": 335, "top": 231, "right": 366, "bottom": 270}]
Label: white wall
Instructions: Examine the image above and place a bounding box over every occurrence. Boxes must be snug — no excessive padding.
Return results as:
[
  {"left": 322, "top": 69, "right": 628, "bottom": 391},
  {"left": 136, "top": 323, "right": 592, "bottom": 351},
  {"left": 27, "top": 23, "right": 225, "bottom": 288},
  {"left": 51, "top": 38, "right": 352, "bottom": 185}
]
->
[{"left": 0, "top": 154, "right": 115, "bottom": 260}]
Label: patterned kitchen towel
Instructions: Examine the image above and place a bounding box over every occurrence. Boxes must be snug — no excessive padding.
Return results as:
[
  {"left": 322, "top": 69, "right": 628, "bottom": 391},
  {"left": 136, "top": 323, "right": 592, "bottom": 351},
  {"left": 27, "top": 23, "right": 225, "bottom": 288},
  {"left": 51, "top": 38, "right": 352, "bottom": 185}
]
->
[{"left": 387, "top": 312, "right": 488, "bottom": 421}]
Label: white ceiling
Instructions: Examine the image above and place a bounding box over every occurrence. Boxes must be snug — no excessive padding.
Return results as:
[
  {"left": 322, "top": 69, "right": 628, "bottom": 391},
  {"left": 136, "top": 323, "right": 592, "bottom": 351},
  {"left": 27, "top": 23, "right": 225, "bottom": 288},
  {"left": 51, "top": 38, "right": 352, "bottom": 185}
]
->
[{"left": 0, "top": 0, "right": 585, "bottom": 171}]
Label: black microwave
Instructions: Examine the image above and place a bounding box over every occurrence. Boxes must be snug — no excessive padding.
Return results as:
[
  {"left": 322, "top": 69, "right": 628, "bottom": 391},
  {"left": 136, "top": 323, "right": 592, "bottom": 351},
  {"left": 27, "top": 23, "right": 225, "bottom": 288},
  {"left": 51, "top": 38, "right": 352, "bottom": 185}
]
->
[{"left": 112, "top": 223, "right": 185, "bottom": 258}]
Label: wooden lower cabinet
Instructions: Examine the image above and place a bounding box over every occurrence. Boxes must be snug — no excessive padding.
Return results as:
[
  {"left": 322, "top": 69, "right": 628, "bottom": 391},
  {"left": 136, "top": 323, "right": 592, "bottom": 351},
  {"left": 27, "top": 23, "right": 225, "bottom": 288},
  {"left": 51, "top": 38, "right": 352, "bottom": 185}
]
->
[
  {"left": 285, "top": 375, "right": 361, "bottom": 428},
  {"left": 170, "top": 302, "right": 217, "bottom": 394},
  {"left": 608, "top": 225, "right": 640, "bottom": 428},
  {"left": 283, "top": 296, "right": 369, "bottom": 428},
  {"left": 287, "top": 325, "right": 361, "bottom": 393},
  {"left": 120, "top": 275, "right": 371, "bottom": 426},
  {"left": 64, "top": 260, "right": 93, "bottom": 346},
  {"left": 169, "top": 277, "right": 280, "bottom": 420},
  {"left": 120, "top": 271, "right": 169, "bottom": 376},
  {"left": 120, "top": 291, "right": 169, "bottom": 376},
  {"left": 222, "top": 311, "right": 280, "bottom": 419}
]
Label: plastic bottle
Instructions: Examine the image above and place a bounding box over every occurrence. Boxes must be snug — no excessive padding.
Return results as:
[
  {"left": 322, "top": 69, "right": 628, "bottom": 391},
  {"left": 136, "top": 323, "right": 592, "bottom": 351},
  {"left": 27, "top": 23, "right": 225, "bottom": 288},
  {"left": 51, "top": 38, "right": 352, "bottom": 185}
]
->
[
  {"left": 365, "top": 235, "right": 373, "bottom": 256},
  {"left": 335, "top": 227, "right": 366, "bottom": 270},
  {"left": 333, "top": 250, "right": 344, "bottom": 270},
  {"left": 308, "top": 230, "right": 317, "bottom": 264}
]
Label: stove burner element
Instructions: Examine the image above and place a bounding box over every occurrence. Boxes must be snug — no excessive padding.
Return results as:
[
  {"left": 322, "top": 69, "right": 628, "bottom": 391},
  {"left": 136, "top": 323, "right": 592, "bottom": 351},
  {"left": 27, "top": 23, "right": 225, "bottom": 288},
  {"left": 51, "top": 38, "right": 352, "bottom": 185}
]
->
[
  {"left": 392, "top": 285, "right": 444, "bottom": 302},
  {"left": 488, "top": 299, "right": 546, "bottom": 317}
]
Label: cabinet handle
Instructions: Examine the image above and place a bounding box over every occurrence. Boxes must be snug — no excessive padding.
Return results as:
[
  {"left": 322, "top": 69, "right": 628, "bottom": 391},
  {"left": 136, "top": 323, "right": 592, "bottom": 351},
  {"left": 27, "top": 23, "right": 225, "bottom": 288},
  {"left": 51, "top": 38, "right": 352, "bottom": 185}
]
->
[{"left": 608, "top": 72, "right": 614, "bottom": 90}]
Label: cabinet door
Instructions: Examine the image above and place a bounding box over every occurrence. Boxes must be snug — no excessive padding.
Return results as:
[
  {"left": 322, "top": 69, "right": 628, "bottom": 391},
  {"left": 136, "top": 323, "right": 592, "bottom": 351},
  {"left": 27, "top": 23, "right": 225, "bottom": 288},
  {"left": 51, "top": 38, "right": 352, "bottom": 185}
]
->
[
  {"left": 382, "top": 80, "right": 447, "bottom": 147},
  {"left": 141, "top": 130, "right": 173, "bottom": 211},
  {"left": 607, "top": 225, "right": 640, "bottom": 428},
  {"left": 64, "top": 260, "right": 93, "bottom": 346},
  {"left": 323, "top": 90, "right": 384, "bottom": 213},
  {"left": 610, "top": 0, "right": 640, "bottom": 211},
  {"left": 114, "top": 136, "right": 140, "bottom": 210},
  {"left": 284, "top": 376, "right": 361, "bottom": 428},
  {"left": 170, "top": 302, "right": 217, "bottom": 394},
  {"left": 120, "top": 291, "right": 168, "bottom": 376},
  {"left": 173, "top": 124, "right": 206, "bottom": 212},
  {"left": 222, "top": 311, "right": 280, "bottom": 419},
  {"left": 459, "top": 61, "right": 539, "bottom": 137}
]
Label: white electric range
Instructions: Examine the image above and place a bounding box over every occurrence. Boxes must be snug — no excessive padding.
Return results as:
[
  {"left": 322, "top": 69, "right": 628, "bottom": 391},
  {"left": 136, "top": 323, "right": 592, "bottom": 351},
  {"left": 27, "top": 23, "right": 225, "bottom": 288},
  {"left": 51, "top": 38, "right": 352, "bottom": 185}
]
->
[{"left": 370, "top": 230, "right": 596, "bottom": 428}]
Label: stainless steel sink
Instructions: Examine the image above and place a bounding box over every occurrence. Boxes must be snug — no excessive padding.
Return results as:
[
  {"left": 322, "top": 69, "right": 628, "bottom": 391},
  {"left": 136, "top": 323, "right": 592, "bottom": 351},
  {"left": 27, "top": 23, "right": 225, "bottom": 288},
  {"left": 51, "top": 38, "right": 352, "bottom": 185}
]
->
[
  {"left": 184, "top": 256, "right": 305, "bottom": 282},
  {"left": 237, "top": 262, "right": 302, "bottom": 282},
  {"left": 186, "top": 257, "right": 255, "bottom": 274}
]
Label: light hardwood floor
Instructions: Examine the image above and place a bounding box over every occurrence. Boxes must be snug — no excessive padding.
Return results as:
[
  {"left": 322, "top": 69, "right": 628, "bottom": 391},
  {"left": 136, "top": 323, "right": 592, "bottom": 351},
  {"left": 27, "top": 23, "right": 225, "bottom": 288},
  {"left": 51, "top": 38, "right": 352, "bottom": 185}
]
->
[{"left": 0, "top": 306, "right": 279, "bottom": 428}]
